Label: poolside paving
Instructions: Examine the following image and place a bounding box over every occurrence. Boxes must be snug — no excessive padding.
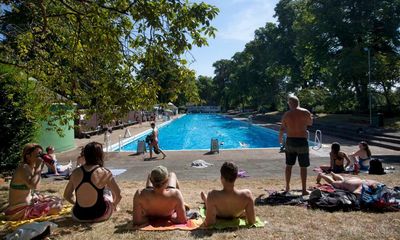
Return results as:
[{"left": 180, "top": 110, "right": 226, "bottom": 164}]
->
[{"left": 56, "top": 116, "right": 400, "bottom": 182}]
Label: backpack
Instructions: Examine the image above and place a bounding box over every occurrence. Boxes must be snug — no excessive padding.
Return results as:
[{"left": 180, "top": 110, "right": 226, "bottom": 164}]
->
[{"left": 369, "top": 158, "right": 385, "bottom": 175}]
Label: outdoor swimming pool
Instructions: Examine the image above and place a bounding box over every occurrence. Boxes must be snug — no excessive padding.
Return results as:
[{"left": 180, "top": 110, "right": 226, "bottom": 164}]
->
[{"left": 116, "top": 114, "right": 284, "bottom": 151}]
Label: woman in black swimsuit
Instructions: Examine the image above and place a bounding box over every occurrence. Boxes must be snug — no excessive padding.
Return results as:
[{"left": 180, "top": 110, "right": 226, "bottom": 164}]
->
[{"left": 64, "top": 142, "right": 122, "bottom": 222}]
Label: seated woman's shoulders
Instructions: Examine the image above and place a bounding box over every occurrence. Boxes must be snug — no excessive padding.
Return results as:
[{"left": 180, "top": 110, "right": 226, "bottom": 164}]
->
[
  {"left": 94, "top": 167, "right": 113, "bottom": 182},
  {"left": 239, "top": 189, "right": 253, "bottom": 198},
  {"left": 338, "top": 151, "right": 348, "bottom": 157}
]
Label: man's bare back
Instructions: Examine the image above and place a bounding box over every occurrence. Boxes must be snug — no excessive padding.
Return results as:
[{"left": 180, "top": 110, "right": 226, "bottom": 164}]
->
[
  {"left": 201, "top": 162, "right": 256, "bottom": 226},
  {"left": 206, "top": 189, "right": 253, "bottom": 219},
  {"left": 135, "top": 188, "right": 183, "bottom": 218},
  {"left": 133, "top": 167, "right": 186, "bottom": 225},
  {"left": 281, "top": 107, "right": 312, "bottom": 138}
]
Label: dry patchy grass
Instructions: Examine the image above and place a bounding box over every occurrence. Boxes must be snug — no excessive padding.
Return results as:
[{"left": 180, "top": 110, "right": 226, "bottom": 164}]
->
[{"left": 1, "top": 172, "right": 400, "bottom": 240}]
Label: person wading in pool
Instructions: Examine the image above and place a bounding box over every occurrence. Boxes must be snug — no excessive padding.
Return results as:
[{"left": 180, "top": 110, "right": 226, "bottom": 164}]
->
[
  {"left": 149, "top": 122, "right": 166, "bottom": 159},
  {"left": 279, "top": 95, "right": 313, "bottom": 195}
]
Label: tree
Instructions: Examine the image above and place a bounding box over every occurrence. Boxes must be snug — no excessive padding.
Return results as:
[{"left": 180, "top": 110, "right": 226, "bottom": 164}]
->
[
  {"left": 0, "top": 0, "right": 218, "bottom": 125},
  {"left": 0, "top": 64, "right": 43, "bottom": 170},
  {"left": 212, "top": 59, "right": 233, "bottom": 111},
  {"left": 196, "top": 75, "right": 217, "bottom": 105}
]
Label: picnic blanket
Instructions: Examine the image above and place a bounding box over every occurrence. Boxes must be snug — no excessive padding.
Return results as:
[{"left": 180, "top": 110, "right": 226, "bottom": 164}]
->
[
  {"left": 0, "top": 205, "right": 72, "bottom": 230},
  {"left": 199, "top": 207, "right": 265, "bottom": 229}
]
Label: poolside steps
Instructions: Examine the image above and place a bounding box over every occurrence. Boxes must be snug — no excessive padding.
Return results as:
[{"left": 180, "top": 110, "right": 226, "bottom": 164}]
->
[{"left": 310, "top": 123, "right": 400, "bottom": 151}]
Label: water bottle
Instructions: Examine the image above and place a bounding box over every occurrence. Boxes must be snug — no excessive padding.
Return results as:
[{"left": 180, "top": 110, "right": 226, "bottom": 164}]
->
[{"left": 354, "top": 160, "right": 360, "bottom": 175}]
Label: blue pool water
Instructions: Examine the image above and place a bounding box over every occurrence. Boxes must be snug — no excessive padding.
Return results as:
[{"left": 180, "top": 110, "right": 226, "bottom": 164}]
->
[{"left": 117, "top": 114, "right": 282, "bottom": 151}]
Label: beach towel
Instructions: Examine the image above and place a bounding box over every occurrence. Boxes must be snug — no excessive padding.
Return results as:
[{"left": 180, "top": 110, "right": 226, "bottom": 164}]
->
[
  {"left": 41, "top": 171, "right": 69, "bottom": 178},
  {"left": 311, "top": 183, "right": 336, "bottom": 193},
  {"left": 199, "top": 207, "right": 265, "bottom": 229},
  {"left": 109, "top": 168, "right": 127, "bottom": 176},
  {"left": 191, "top": 160, "right": 213, "bottom": 168},
  {"left": 138, "top": 218, "right": 203, "bottom": 231},
  {"left": 0, "top": 205, "right": 72, "bottom": 230},
  {"left": 237, "top": 170, "right": 250, "bottom": 178}
]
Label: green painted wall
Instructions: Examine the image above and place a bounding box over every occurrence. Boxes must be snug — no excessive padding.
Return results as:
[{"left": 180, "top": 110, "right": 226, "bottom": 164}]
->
[
  {"left": 38, "top": 120, "right": 75, "bottom": 153},
  {"left": 38, "top": 105, "right": 76, "bottom": 152}
]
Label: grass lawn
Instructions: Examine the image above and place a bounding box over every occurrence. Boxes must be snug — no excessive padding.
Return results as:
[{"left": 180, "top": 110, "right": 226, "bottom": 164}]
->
[{"left": 1, "top": 172, "right": 400, "bottom": 240}]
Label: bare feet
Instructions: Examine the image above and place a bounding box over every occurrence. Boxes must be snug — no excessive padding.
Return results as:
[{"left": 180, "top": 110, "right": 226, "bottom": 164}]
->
[{"left": 162, "top": 154, "right": 166, "bottom": 159}]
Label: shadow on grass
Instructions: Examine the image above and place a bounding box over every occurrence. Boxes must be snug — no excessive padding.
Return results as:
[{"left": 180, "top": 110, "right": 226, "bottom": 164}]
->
[
  {"left": 113, "top": 220, "right": 242, "bottom": 236},
  {"left": 190, "top": 228, "right": 239, "bottom": 238},
  {"left": 51, "top": 216, "right": 99, "bottom": 237},
  {"left": 114, "top": 219, "right": 136, "bottom": 234}
]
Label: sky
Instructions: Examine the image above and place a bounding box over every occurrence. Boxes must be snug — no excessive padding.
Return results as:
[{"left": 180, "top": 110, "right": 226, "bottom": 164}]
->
[{"left": 188, "top": 0, "right": 280, "bottom": 77}]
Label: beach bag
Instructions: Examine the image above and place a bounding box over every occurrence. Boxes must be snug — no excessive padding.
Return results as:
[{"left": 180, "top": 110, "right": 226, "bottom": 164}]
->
[
  {"left": 154, "top": 148, "right": 161, "bottom": 154},
  {"left": 369, "top": 158, "right": 385, "bottom": 175},
  {"left": 145, "top": 134, "right": 153, "bottom": 144}
]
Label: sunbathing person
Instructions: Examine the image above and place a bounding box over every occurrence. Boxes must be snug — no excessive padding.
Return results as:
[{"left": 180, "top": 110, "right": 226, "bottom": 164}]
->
[
  {"left": 42, "top": 146, "right": 72, "bottom": 175},
  {"left": 64, "top": 142, "right": 122, "bottom": 222},
  {"left": 316, "top": 172, "right": 379, "bottom": 196},
  {"left": 5, "top": 143, "right": 63, "bottom": 220},
  {"left": 133, "top": 166, "right": 187, "bottom": 225},
  {"left": 349, "top": 141, "right": 372, "bottom": 171},
  {"left": 200, "top": 162, "right": 255, "bottom": 226}
]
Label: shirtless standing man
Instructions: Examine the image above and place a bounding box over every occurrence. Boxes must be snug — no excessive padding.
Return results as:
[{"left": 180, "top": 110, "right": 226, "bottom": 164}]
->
[
  {"left": 133, "top": 166, "right": 186, "bottom": 225},
  {"left": 200, "top": 162, "right": 255, "bottom": 226},
  {"left": 279, "top": 95, "right": 313, "bottom": 195}
]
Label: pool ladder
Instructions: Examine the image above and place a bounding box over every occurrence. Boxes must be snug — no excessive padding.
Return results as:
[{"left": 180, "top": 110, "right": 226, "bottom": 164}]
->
[{"left": 308, "top": 129, "right": 322, "bottom": 150}]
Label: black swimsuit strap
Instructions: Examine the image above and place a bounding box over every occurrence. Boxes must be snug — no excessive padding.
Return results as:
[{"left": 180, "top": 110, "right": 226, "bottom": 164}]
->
[{"left": 76, "top": 166, "right": 101, "bottom": 191}]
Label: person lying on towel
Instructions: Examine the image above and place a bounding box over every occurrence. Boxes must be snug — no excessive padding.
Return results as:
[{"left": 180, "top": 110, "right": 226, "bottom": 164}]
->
[
  {"left": 64, "top": 142, "right": 122, "bottom": 222},
  {"left": 4, "top": 143, "right": 63, "bottom": 221},
  {"left": 133, "top": 166, "right": 187, "bottom": 225},
  {"left": 200, "top": 162, "right": 256, "bottom": 226},
  {"left": 316, "top": 172, "right": 380, "bottom": 196}
]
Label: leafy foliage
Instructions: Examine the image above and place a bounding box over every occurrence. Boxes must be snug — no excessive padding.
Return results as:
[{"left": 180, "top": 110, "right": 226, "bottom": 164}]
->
[
  {"left": 0, "top": 0, "right": 219, "bottom": 125},
  {"left": 205, "top": 0, "right": 400, "bottom": 114},
  {"left": 0, "top": 65, "right": 42, "bottom": 170}
]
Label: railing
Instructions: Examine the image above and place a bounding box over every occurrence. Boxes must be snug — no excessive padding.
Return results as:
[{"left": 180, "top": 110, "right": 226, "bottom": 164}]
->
[{"left": 312, "top": 130, "right": 322, "bottom": 150}]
